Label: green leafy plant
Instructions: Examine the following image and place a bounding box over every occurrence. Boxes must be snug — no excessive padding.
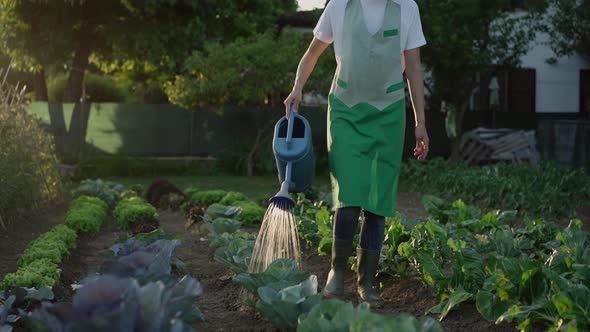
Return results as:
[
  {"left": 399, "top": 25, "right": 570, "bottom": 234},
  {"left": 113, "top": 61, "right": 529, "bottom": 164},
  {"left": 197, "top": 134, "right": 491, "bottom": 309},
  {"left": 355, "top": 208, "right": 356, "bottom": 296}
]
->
[
  {"left": 203, "top": 203, "right": 241, "bottom": 220},
  {"left": 186, "top": 190, "right": 228, "bottom": 206},
  {"left": 233, "top": 200, "right": 266, "bottom": 227},
  {"left": 64, "top": 196, "right": 108, "bottom": 235},
  {"left": 214, "top": 238, "right": 255, "bottom": 274},
  {"left": 114, "top": 197, "right": 158, "bottom": 230},
  {"left": 394, "top": 196, "right": 590, "bottom": 330},
  {"left": 203, "top": 218, "right": 242, "bottom": 235},
  {"left": 255, "top": 275, "right": 322, "bottom": 329},
  {"left": 0, "top": 260, "right": 59, "bottom": 289},
  {"left": 26, "top": 275, "right": 203, "bottom": 332},
  {"left": 0, "top": 73, "right": 60, "bottom": 225},
  {"left": 17, "top": 224, "right": 77, "bottom": 266},
  {"left": 0, "top": 286, "right": 54, "bottom": 331},
  {"left": 401, "top": 159, "right": 590, "bottom": 218},
  {"left": 233, "top": 259, "right": 311, "bottom": 297},
  {"left": 297, "top": 299, "right": 443, "bottom": 332},
  {"left": 209, "top": 231, "right": 256, "bottom": 249},
  {"left": 219, "top": 191, "right": 249, "bottom": 206}
]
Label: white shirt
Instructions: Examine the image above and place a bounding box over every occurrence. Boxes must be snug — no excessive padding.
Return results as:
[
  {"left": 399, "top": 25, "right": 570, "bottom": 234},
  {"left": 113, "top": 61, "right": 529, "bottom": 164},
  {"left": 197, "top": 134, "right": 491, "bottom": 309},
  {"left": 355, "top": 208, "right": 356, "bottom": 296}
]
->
[{"left": 313, "top": 0, "right": 426, "bottom": 57}]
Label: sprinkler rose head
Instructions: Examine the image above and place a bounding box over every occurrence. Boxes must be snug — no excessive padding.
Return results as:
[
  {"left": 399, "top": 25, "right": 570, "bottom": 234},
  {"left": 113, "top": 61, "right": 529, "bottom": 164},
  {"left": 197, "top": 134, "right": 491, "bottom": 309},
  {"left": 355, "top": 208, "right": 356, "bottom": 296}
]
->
[{"left": 269, "top": 181, "right": 295, "bottom": 210}]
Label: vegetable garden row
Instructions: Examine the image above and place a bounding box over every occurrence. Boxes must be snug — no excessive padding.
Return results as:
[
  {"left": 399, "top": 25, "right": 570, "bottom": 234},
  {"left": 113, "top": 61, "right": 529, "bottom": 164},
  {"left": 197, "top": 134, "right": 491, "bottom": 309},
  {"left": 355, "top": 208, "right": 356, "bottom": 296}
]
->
[
  {"left": 0, "top": 180, "right": 203, "bottom": 331},
  {"left": 2, "top": 172, "right": 589, "bottom": 331},
  {"left": 181, "top": 183, "right": 590, "bottom": 331}
]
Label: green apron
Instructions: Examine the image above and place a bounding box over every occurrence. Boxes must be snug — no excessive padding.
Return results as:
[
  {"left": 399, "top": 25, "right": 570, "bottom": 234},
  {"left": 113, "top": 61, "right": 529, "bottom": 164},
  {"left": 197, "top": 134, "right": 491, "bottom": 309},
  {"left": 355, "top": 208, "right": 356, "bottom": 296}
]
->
[{"left": 327, "top": 0, "right": 406, "bottom": 217}]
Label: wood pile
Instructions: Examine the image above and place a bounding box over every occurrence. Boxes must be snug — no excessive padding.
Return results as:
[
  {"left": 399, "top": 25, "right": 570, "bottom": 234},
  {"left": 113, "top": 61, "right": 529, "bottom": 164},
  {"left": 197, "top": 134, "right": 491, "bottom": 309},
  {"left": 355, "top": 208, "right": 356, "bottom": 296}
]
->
[{"left": 459, "top": 127, "right": 540, "bottom": 166}]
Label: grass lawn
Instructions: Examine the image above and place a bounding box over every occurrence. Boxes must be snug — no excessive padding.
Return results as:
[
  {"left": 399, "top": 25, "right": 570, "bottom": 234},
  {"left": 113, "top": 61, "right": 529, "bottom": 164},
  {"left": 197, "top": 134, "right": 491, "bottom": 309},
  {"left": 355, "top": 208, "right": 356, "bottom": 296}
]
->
[{"left": 108, "top": 175, "right": 332, "bottom": 202}]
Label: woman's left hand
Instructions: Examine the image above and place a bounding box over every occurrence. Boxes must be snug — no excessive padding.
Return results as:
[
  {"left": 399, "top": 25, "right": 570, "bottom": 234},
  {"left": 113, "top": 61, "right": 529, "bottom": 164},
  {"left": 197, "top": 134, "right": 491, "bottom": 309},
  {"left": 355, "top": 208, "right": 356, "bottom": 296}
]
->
[{"left": 414, "top": 124, "right": 429, "bottom": 160}]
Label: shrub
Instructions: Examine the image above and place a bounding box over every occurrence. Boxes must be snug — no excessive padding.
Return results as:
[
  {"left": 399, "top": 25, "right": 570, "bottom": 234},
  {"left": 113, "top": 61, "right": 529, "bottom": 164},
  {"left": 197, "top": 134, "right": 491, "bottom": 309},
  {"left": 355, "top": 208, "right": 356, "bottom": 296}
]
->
[
  {"left": 64, "top": 196, "right": 108, "bottom": 235},
  {"left": 0, "top": 259, "right": 60, "bottom": 289},
  {"left": 17, "top": 224, "right": 77, "bottom": 266},
  {"left": 220, "top": 191, "right": 249, "bottom": 206},
  {"left": 0, "top": 69, "right": 60, "bottom": 224},
  {"left": 187, "top": 190, "right": 228, "bottom": 206},
  {"left": 234, "top": 200, "right": 266, "bottom": 226},
  {"left": 114, "top": 197, "right": 158, "bottom": 230}
]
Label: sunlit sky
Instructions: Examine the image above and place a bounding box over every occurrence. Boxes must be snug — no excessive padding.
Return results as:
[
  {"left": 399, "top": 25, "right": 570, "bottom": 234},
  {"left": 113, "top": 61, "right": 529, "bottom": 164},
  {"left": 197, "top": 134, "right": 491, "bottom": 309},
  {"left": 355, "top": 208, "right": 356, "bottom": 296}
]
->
[{"left": 298, "top": 0, "right": 325, "bottom": 10}]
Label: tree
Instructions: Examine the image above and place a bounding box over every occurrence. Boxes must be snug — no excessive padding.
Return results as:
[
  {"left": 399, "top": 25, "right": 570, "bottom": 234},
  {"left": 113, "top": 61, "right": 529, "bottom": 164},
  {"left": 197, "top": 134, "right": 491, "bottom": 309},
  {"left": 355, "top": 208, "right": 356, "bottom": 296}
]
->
[
  {"left": 545, "top": 0, "right": 590, "bottom": 59},
  {"left": 0, "top": 0, "right": 296, "bottom": 157},
  {"left": 165, "top": 30, "right": 335, "bottom": 176},
  {"left": 0, "top": 0, "right": 297, "bottom": 102},
  {"left": 416, "top": 0, "right": 545, "bottom": 159}
]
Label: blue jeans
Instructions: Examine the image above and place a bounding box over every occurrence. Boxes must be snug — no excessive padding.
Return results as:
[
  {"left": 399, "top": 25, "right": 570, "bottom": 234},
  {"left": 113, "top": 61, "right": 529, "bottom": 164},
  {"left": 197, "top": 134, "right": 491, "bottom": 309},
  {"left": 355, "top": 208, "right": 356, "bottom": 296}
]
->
[{"left": 332, "top": 207, "right": 385, "bottom": 251}]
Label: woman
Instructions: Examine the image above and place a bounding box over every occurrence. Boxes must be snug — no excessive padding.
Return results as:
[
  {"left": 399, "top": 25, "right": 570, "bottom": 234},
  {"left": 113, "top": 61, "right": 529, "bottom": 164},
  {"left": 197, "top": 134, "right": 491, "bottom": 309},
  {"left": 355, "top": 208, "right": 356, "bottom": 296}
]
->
[{"left": 284, "top": 0, "right": 428, "bottom": 305}]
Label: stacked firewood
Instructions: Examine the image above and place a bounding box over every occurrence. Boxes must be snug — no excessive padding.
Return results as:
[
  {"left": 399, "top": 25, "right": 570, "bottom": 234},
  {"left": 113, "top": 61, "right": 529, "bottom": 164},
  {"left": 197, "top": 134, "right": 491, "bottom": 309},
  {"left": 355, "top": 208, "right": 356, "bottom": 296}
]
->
[{"left": 459, "top": 127, "right": 540, "bottom": 166}]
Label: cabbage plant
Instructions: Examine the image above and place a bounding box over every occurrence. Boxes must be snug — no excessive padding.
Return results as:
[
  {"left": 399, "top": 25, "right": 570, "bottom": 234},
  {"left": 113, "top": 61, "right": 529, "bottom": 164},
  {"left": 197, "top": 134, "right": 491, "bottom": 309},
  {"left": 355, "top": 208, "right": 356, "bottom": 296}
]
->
[
  {"left": 255, "top": 275, "right": 321, "bottom": 329},
  {"left": 25, "top": 275, "right": 203, "bottom": 332}
]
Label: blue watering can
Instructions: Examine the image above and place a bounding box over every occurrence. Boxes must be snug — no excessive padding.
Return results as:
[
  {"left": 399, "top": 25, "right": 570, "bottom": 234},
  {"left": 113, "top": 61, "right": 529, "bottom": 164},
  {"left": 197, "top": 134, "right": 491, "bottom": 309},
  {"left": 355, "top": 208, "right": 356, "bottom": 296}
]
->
[{"left": 269, "top": 107, "right": 315, "bottom": 208}]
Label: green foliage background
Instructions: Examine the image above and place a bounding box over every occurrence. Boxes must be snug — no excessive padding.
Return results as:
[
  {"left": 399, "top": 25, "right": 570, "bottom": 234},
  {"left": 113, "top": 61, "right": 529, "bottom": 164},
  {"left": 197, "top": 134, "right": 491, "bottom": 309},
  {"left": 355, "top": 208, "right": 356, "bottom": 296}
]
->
[{"left": 0, "top": 74, "right": 60, "bottom": 224}]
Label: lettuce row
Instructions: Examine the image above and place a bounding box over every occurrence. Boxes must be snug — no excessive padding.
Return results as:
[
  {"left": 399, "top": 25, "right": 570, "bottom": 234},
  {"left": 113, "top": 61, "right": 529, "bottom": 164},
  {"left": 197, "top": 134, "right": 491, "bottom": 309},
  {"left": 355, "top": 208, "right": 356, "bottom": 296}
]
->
[
  {"left": 114, "top": 196, "right": 158, "bottom": 230},
  {"left": 2, "top": 195, "right": 110, "bottom": 290},
  {"left": 0, "top": 259, "right": 60, "bottom": 289},
  {"left": 17, "top": 224, "right": 77, "bottom": 267},
  {"left": 65, "top": 195, "right": 109, "bottom": 235}
]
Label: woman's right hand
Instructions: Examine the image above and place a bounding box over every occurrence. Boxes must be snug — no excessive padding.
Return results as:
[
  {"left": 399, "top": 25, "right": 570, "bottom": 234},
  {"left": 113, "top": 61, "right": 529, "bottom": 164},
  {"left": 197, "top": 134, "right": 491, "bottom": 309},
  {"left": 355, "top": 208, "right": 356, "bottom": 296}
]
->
[{"left": 283, "top": 88, "right": 302, "bottom": 118}]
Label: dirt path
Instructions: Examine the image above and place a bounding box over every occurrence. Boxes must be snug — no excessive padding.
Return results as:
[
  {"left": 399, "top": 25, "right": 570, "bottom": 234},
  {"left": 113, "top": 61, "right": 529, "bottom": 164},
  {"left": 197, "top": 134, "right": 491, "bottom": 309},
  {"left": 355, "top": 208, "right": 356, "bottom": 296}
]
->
[
  {"left": 0, "top": 199, "right": 69, "bottom": 279},
  {"left": 52, "top": 217, "right": 121, "bottom": 302},
  {"left": 158, "top": 210, "right": 276, "bottom": 332}
]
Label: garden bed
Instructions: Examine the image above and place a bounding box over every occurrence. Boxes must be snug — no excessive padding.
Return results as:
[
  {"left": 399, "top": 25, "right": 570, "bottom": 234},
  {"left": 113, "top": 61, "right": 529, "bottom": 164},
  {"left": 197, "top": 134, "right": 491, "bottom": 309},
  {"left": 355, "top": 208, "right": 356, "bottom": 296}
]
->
[
  {"left": 0, "top": 200, "right": 69, "bottom": 280},
  {"left": 2, "top": 179, "right": 587, "bottom": 331},
  {"left": 155, "top": 192, "right": 512, "bottom": 331}
]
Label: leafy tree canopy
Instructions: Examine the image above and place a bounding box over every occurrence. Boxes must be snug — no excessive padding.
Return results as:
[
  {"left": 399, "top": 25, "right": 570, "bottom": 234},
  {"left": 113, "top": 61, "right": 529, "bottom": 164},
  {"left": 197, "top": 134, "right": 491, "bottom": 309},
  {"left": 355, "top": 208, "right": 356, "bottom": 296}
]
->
[
  {"left": 0, "top": 0, "right": 297, "bottom": 100},
  {"left": 545, "top": 0, "right": 590, "bottom": 59},
  {"left": 416, "top": 0, "right": 546, "bottom": 106},
  {"left": 165, "top": 30, "right": 335, "bottom": 110}
]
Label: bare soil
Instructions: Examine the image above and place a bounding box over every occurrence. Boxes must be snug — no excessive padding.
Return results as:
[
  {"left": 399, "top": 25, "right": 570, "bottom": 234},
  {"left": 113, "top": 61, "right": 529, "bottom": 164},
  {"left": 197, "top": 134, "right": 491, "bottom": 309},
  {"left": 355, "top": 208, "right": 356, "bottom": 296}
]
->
[
  {"left": 52, "top": 218, "right": 121, "bottom": 302},
  {"left": 158, "top": 209, "right": 276, "bottom": 332},
  {"left": 0, "top": 199, "right": 69, "bottom": 280}
]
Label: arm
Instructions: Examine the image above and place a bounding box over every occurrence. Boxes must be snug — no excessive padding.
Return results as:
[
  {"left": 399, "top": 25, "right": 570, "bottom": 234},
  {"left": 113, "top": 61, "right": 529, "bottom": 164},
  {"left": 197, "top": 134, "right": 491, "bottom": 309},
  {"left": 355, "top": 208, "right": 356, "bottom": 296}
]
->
[
  {"left": 284, "top": 37, "right": 331, "bottom": 115},
  {"left": 404, "top": 47, "right": 429, "bottom": 160}
]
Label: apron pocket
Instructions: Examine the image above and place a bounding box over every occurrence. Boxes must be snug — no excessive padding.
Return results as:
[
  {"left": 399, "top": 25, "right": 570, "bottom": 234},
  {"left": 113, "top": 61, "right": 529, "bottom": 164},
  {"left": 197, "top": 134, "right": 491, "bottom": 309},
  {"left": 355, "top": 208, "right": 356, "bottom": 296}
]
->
[{"left": 383, "top": 29, "right": 399, "bottom": 37}]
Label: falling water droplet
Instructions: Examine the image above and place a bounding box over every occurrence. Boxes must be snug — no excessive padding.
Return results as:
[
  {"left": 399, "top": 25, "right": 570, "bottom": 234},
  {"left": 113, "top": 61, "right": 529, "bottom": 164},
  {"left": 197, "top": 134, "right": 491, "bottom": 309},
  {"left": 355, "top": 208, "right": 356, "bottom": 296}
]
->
[{"left": 248, "top": 201, "right": 301, "bottom": 273}]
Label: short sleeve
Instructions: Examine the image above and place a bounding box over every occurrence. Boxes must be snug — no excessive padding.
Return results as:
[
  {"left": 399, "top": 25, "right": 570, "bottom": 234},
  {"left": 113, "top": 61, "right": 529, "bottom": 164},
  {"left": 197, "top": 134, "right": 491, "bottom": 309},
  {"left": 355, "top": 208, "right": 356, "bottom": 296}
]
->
[
  {"left": 405, "top": 1, "right": 426, "bottom": 50},
  {"left": 313, "top": 3, "right": 334, "bottom": 44}
]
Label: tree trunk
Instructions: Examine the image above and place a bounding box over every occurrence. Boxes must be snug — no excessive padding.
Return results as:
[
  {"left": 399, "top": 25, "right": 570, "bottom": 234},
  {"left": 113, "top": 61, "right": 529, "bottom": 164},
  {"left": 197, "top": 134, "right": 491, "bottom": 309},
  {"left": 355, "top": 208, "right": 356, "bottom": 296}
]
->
[
  {"left": 246, "top": 126, "right": 268, "bottom": 177},
  {"left": 245, "top": 111, "right": 277, "bottom": 177},
  {"left": 63, "top": 37, "right": 91, "bottom": 102},
  {"left": 449, "top": 101, "right": 469, "bottom": 161},
  {"left": 33, "top": 69, "right": 48, "bottom": 101}
]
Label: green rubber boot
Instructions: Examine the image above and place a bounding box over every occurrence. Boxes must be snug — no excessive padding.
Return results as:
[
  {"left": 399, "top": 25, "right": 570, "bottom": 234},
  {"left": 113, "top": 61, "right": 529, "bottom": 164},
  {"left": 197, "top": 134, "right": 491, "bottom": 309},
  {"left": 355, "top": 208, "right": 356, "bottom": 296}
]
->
[
  {"left": 322, "top": 239, "right": 353, "bottom": 297},
  {"left": 356, "top": 247, "right": 382, "bottom": 304}
]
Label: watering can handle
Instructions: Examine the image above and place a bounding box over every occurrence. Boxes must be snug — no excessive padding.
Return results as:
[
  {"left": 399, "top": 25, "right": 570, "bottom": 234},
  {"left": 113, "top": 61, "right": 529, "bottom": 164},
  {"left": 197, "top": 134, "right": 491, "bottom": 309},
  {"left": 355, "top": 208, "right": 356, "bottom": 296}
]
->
[{"left": 285, "top": 104, "right": 295, "bottom": 148}]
